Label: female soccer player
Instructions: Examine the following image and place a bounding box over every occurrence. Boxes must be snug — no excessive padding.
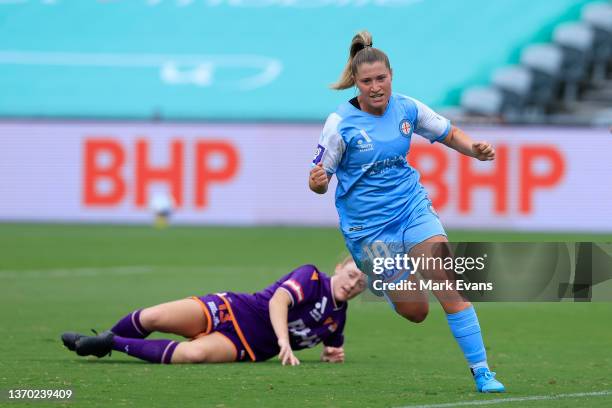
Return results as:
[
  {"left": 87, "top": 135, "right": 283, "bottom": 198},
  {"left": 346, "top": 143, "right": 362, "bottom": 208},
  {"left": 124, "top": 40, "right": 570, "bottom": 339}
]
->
[
  {"left": 309, "top": 31, "right": 505, "bottom": 393},
  {"left": 61, "top": 259, "right": 366, "bottom": 365}
]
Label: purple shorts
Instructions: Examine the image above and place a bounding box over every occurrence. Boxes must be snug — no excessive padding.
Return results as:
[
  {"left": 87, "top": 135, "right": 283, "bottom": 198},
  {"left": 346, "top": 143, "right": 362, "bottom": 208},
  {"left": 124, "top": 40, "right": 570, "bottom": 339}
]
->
[{"left": 190, "top": 294, "right": 252, "bottom": 362}]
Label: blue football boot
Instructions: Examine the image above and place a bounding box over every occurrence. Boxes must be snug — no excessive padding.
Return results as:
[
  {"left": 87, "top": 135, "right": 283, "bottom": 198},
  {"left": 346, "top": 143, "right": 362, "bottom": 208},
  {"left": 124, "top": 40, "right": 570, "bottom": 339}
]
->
[{"left": 472, "top": 367, "right": 506, "bottom": 393}]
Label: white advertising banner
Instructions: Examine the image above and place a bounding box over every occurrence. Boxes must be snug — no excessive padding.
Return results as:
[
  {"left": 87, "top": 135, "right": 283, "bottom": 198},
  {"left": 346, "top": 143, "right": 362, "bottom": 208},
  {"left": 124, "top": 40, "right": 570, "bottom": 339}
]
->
[{"left": 0, "top": 121, "right": 611, "bottom": 231}]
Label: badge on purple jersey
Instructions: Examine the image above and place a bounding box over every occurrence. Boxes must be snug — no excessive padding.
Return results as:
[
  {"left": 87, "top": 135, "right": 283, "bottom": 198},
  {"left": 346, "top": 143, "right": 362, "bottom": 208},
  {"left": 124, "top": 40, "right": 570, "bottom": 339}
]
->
[{"left": 312, "top": 144, "right": 326, "bottom": 166}]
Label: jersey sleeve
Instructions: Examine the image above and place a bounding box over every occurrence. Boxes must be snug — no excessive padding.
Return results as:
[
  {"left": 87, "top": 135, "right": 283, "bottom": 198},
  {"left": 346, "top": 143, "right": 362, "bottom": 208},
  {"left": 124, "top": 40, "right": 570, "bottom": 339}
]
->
[
  {"left": 323, "top": 315, "right": 346, "bottom": 347},
  {"left": 410, "top": 97, "right": 451, "bottom": 144},
  {"left": 279, "top": 265, "right": 320, "bottom": 308},
  {"left": 312, "top": 113, "right": 345, "bottom": 174}
]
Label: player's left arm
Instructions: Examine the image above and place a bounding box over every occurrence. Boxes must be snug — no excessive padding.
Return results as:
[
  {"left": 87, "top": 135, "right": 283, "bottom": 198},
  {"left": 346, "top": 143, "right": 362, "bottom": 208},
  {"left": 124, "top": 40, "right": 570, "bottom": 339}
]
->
[
  {"left": 441, "top": 126, "right": 495, "bottom": 161},
  {"left": 410, "top": 96, "right": 494, "bottom": 161}
]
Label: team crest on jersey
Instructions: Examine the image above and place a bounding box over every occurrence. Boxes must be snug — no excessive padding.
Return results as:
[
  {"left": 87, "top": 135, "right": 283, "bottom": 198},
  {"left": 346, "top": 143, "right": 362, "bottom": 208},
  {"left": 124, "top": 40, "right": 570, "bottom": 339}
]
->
[{"left": 399, "top": 119, "right": 413, "bottom": 137}]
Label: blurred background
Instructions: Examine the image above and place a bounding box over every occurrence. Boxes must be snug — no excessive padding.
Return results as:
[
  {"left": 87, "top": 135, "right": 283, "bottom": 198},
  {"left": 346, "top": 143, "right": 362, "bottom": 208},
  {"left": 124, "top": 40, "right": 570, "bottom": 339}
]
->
[
  {"left": 2, "top": 3, "right": 612, "bottom": 406},
  {"left": 0, "top": 0, "right": 611, "bottom": 231}
]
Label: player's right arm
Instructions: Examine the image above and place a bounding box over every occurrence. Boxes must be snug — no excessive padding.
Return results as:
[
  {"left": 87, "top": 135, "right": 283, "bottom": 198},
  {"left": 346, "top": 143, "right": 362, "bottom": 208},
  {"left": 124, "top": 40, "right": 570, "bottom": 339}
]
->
[
  {"left": 309, "top": 162, "right": 330, "bottom": 194},
  {"left": 269, "top": 288, "right": 300, "bottom": 366},
  {"left": 309, "top": 113, "right": 345, "bottom": 194}
]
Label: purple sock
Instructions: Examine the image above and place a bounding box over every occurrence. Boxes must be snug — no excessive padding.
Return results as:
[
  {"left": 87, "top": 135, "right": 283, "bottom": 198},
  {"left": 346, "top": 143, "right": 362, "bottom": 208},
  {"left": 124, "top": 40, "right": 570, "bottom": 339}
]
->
[
  {"left": 110, "top": 310, "right": 151, "bottom": 339},
  {"left": 112, "top": 336, "right": 179, "bottom": 364}
]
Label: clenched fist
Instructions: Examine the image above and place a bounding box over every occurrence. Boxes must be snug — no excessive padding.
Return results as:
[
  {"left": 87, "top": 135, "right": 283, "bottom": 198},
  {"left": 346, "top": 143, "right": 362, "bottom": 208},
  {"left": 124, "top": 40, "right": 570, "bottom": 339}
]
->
[
  {"left": 472, "top": 141, "right": 495, "bottom": 161},
  {"left": 309, "top": 162, "right": 329, "bottom": 194}
]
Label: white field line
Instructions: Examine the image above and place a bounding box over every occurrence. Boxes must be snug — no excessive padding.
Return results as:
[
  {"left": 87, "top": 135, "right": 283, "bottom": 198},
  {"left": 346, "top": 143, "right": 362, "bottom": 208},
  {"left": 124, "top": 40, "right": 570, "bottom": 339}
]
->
[
  {"left": 0, "top": 265, "right": 285, "bottom": 279},
  {"left": 396, "top": 390, "right": 612, "bottom": 408}
]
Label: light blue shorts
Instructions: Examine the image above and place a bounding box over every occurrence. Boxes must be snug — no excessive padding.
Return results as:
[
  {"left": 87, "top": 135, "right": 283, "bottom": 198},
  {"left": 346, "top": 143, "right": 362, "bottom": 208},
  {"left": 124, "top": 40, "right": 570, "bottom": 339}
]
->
[{"left": 344, "top": 198, "right": 446, "bottom": 306}]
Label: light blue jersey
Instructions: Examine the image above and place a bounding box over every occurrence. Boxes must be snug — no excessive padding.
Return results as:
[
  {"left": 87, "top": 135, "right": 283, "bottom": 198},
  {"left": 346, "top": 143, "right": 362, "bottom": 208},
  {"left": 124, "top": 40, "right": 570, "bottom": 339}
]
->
[
  {"left": 312, "top": 94, "right": 502, "bottom": 387},
  {"left": 313, "top": 93, "right": 450, "bottom": 240}
]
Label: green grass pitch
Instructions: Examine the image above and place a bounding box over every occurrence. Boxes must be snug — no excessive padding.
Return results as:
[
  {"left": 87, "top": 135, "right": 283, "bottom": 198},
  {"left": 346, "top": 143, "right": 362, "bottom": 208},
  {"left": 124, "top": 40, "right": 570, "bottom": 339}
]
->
[{"left": 1, "top": 224, "right": 611, "bottom": 407}]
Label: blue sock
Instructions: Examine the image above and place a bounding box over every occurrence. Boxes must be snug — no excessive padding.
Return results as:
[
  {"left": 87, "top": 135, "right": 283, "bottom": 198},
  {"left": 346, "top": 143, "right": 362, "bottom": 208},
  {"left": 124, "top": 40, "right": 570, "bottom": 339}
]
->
[{"left": 446, "top": 305, "right": 488, "bottom": 370}]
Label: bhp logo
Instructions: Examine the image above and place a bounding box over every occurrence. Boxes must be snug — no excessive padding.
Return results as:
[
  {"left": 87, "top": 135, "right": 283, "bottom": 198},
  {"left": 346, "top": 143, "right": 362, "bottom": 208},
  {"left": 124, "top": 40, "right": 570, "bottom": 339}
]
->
[
  {"left": 409, "top": 144, "right": 565, "bottom": 214},
  {"left": 83, "top": 138, "right": 239, "bottom": 209}
]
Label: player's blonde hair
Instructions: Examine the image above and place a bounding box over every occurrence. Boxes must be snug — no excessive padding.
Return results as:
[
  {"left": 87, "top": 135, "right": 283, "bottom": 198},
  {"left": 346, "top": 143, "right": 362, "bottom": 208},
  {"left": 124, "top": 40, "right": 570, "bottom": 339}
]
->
[
  {"left": 333, "top": 254, "right": 357, "bottom": 273},
  {"left": 340, "top": 255, "right": 356, "bottom": 268},
  {"left": 330, "top": 30, "right": 391, "bottom": 90}
]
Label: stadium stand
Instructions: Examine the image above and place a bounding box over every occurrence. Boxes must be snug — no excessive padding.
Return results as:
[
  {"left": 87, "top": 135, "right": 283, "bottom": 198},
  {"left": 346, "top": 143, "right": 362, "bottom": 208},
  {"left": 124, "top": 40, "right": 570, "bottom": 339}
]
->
[{"left": 457, "top": 1, "right": 612, "bottom": 126}]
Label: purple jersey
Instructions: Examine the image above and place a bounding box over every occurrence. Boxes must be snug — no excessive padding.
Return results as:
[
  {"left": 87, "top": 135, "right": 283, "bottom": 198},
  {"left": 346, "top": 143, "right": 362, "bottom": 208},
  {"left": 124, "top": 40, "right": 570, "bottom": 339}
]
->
[{"left": 220, "top": 264, "right": 347, "bottom": 361}]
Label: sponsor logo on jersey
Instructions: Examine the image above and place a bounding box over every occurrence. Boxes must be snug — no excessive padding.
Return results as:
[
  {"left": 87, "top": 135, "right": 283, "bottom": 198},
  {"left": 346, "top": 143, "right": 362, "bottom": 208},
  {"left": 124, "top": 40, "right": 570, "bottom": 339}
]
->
[
  {"left": 207, "top": 301, "right": 220, "bottom": 328},
  {"left": 361, "top": 155, "right": 407, "bottom": 175},
  {"left": 357, "top": 129, "right": 374, "bottom": 152},
  {"left": 360, "top": 129, "right": 373, "bottom": 142},
  {"left": 312, "top": 144, "right": 325, "bottom": 165},
  {"left": 399, "top": 119, "right": 413, "bottom": 137},
  {"left": 288, "top": 318, "right": 320, "bottom": 348},
  {"left": 309, "top": 296, "right": 328, "bottom": 322}
]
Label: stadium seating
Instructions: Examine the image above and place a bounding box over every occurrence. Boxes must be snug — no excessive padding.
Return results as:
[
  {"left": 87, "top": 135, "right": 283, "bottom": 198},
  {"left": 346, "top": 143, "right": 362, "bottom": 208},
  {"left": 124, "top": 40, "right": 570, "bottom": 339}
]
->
[
  {"left": 458, "top": 1, "right": 612, "bottom": 126},
  {"left": 459, "top": 87, "right": 504, "bottom": 119},
  {"left": 520, "top": 44, "right": 564, "bottom": 113},
  {"left": 581, "top": 2, "right": 612, "bottom": 82},
  {"left": 553, "top": 23, "right": 594, "bottom": 104},
  {"left": 491, "top": 66, "right": 533, "bottom": 121}
]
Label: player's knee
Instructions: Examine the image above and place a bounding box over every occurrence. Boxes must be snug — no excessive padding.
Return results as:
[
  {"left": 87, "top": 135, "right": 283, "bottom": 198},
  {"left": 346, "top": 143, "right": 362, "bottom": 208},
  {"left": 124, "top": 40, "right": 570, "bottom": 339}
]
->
[
  {"left": 407, "top": 310, "right": 428, "bottom": 323},
  {"left": 177, "top": 344, "right": 209, "bottom": 363},
  {"left": 395, "top": 303, "right": 428, "bottom": 323},
  {"left": 139, "top": 307, "right": 165, "bottom": 330}
]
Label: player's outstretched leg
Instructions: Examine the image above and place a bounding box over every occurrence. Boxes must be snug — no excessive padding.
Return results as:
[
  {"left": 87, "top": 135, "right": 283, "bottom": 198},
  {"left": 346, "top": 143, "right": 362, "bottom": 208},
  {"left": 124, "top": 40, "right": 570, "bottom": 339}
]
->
[
  {"left": 66, "top": 330, "right": 178, "bottom": 363},
  {"left": 121, "top": 298, "right": 209, "bottom": 338},
  {"left": 61, "top": 308, "right": 151, "bottom": 351},
  {"left": 63, "top": 298, "right": 209, "bottom": 350},
  {"left": 66, "top": 330, "right": 236, "bottom": 364},
  {"left": 62, "top": 298, "right": 210, "bottom": 362}
]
